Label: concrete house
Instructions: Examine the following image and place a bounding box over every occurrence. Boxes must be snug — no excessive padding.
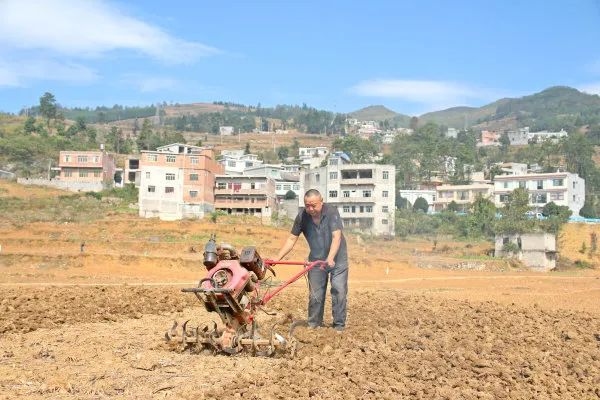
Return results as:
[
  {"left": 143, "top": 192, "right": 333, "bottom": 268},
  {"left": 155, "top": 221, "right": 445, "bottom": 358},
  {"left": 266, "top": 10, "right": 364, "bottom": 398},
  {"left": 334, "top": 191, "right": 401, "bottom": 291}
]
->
[
  {"left": 303, "top": 152, "right": 396, "bottom": 236},
  {"left": 493, "top": 171, "right": 585, "bottom": 215},
  {"left": 56, "top": 149, "right": 116, "bottom": 192},
  {"left": 213, "top": 175, "right": 276, "bottom": 221},
  {"left": 138, "top": 143, "right": 223, "bottom": 220},
  {"left": 495, "top": 232, "right": 557, "bottom": 271}
]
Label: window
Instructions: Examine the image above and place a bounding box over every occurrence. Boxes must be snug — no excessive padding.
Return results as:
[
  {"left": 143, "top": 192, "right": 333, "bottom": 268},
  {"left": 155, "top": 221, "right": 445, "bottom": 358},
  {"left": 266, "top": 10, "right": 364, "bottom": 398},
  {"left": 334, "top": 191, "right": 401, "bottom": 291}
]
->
[
  {"left": 330, "top": 171, "right": 338, "bottom": 179},
  {"left": 217, "top": 182, "right": 226, "bottom": 189},
  {"left": 147, "top": 154, "right": 158, "bottom": 162},
  {"left": 351, "top": 206, "right": 356, "bottom": 213},
  {"left": 383, "top": 171, "right": 389, "bottom": 179},
  {"left": 64, "top": 155, "right": 71, "bottom": 162},
  {"left": 519, "top": 181, "right": 526, "bottom": 188},
  {"left": 382, "top": 206, "right": 389, "bottom": 213},
  {"left": 64, "top": 170, "right": 72, "bottom": 177},
  {"left": 166, "top": 155, "right": 176, "bottom": 163},
  {"left": 315, "top": 173, "right": 320, "bottom": 183},
  {"left": 283, "top": 184, "right": 291, "bottom": 190},
  {"left": 148, "top": 185, "right": 156, "bottom": 193},
  {"left": 165, "top": 187, "right": 174, "bottom": 194},
  {"left": 293, "top": 184, "right": 300, "bottom": 190},
  {"left": 458, "top": 191, "right": 469, "bottom": 201},
  {"left": 93, "top": 156, "right": 99, "bottom": 163},
  {"left": 77, "top": 155, "right": 88, "bottom": 163},
  {"left": 165, "top": 173, "right": 175, "bottom": 181},
  {"left": 537, "top": 180, "right": 544, "bottom": 190},
  {"left": 189, "top": 190, "right": 198, "bottom": 198},
  {"left": 276, "top": 184, "right": 282, "bottom": 190},
  {"left": 363, "top": 190, "right": 372, "bottom": 198},
  {"left": 366, "top": 205, "right": 373, "bottom": 213},
  {"left": 382, "top": 190, "right": 389, "bottom": 198},
  {"left": 533, "top": 193, "right": 547, "bottom": 203},
  {"left": 503, "top": 181, "right": 509, "bottom": 189},
  {"left": 550, "top": 192, "right": 564, "bottom": 200},
  {"left": 552, "top": 178, "right": 564, "bottom": 186},
  {"left": 145, "top": 171, "right": 150, "bottom": 179},
  {"left": 228, "top": 161, "right": 236, "bottom": 167},
  {"left": 382, "top": 219, "right": 388, "bottom": 225},
  {"left": 190, "top": 173, "right": 199, "bottom": 181},
  {"left": 343, "top": 205, "right": 350, "bottom": 213},
  {"left": 79, "top": 170, "right": 88, "bottom": 177},
  {"left": 329, "top": 190, "right": 338, "bottom": 198},
  {"left": 190, "top": 157, "right": 199, "bottom": 165},
  {"left": 499, "top": 194, "right": 510, "bottom": 203},
  {"left": 359, "top": 206, "right": 364, "bottom": 213},
  {"left": 343, "top": 190, "right": 350, "bottom": 198},
  {"left": 93, "top": 171, "right": 101, "bottom": 177}
]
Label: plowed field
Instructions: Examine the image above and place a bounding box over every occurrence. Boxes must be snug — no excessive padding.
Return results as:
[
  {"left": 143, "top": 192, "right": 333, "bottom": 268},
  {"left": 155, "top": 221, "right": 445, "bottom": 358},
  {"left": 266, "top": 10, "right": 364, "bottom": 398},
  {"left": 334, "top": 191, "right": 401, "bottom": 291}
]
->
[{"left": 1, "top": 180, "right": 599, "bottom": 399}]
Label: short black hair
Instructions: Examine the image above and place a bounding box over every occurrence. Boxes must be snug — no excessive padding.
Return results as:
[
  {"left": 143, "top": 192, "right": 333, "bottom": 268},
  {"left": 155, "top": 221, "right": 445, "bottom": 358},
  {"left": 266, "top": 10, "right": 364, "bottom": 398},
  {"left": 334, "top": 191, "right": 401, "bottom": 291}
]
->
[{"left": 304, "top": 188, "right": 322, "bottom": 199}]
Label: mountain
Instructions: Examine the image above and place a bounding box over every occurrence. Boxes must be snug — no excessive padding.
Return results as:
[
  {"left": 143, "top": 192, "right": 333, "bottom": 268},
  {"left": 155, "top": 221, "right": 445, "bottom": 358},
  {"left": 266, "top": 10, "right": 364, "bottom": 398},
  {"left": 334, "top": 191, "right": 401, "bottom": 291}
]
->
[
  {"left": 348, "top": 105, "right": 413, "bottom": 128},
  {"left": 399, "top": 86, "right": 600, "bottom": 131}
]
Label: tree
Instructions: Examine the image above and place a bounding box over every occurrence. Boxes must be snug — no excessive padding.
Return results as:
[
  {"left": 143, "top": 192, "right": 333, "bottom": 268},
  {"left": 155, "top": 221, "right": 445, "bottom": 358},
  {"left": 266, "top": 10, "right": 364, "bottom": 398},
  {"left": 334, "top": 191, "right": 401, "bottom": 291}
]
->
[
  {"left": 284, "top": 190, "right": 296, "bottom": 200},
  {"left": 244, "top": 142, "right": 251, "bottom": 155},
  {"left": 39, "top": 92, "right": 57, "bottom": 132},
  {"left": 494, "top": 188, "right": 534, "bottom": 234},
  {"left": 24, "top": 116, "right": 36, "bottom": 134},
  {"left": 413, "top": 197, "right": 429, "bottom": 213},
  {"left": 276, "top": 146, "right": 289, "bottom": 161},
  {"left": 466, "top": 195, "right": 497, "bottom": 238},
  {"left": 331, "top": 135, "right": 377, "bottom": 163}
]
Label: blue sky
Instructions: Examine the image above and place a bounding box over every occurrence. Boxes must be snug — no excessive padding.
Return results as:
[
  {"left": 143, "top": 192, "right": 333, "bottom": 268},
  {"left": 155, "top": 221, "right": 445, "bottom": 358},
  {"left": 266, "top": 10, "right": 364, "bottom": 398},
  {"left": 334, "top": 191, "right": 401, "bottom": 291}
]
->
[{"left": 1, "top": 0, "right": 599, "bottom": 116}]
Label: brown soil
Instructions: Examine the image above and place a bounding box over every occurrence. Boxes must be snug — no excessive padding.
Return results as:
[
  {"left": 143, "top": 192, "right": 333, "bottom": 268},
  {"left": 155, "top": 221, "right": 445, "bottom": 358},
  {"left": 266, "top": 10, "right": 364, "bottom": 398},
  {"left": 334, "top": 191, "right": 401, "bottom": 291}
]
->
[{"left": 1, "top": 180, "right": 599, "bottom": 399}]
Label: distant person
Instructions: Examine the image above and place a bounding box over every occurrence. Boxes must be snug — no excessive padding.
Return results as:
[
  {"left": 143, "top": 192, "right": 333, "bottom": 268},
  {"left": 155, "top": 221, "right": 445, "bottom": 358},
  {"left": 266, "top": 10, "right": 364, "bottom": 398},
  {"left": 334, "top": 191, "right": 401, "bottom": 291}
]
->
[
  {"left": 80, "top": 242, "right": 85, "bottom": 253},
  {"left": 274, "top": 189, "right": 348, "bottom": 332}
]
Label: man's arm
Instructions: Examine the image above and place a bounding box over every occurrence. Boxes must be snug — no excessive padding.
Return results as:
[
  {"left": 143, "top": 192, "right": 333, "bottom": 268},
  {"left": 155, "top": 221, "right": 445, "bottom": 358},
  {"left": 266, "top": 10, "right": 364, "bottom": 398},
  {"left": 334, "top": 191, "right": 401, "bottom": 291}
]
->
[
  {"left": 326, "top": 229, "right": 342, "bottom": 266},
  {"left": 275, "top": 234, "right": 299, "bottom": 261}
]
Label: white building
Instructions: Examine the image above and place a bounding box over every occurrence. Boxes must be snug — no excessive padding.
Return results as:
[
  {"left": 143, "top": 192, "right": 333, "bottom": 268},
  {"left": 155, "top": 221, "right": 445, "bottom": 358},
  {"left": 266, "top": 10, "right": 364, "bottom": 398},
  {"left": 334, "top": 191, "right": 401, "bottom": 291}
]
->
[
  {"left": 303, "top": 153, "right": 396, "bottom": 236},
  {"left": 219, "top": 152, "right": 263, "bottom": 175},
  {"left": 299, "top": 146, "right": 329, "bottom": 169},
  {"left": 398, "top": 190, "right": 436, "bottom": 213},
  {"left": 493, "top": 171, "right": 585, "bottom": 215}
]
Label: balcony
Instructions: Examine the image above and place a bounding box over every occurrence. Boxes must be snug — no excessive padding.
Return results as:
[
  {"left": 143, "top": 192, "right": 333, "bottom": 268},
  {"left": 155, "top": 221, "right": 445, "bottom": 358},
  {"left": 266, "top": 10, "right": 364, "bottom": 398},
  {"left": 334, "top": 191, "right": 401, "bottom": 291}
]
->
[
  {"left": 214, "top": 187, "right": 268, "bottom": 196},
  {"left": 214, "top": 199, "right": 268, "bottom": 209}
]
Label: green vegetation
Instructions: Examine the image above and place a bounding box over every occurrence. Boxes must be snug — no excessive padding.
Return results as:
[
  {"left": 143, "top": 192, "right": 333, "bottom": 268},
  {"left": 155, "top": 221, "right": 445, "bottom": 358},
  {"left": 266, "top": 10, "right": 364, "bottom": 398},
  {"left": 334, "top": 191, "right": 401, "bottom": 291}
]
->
[{"left": 0, "top": 187, "right": 137, "bottom": 226}]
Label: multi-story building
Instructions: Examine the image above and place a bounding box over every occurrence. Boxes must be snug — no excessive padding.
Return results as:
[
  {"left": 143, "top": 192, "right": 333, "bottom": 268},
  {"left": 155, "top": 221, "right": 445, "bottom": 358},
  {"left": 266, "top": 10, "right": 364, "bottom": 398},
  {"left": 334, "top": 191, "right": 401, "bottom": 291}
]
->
[
  {"left": 138, "top": 143, "right": 223, "bottom": 220},
  {"left": 124, "top": 157, "right": 140, "bottom": 186},
  {"left": 299, "top": 146, "right": 329, "bottom": 170},
  {"left": 433, "top": 183, "right": 494, "bottom": 212},
  {"left": 219, "top": 151, "right": 263, "bottom": 175},
  {"left": 493, "top": 171, "right": 585, "bottom": 215},
  {"left": 213, "top": 175, "right": 276, "bottom": 218},
  {"left": 303, "top": 152, "right": 396, "bottom": 236},
  {"left": 243, "top": 164, "right": 302, "bottom": 199},
  {"left": 57, "top": 149, "right": 116, "bottom": 189}
]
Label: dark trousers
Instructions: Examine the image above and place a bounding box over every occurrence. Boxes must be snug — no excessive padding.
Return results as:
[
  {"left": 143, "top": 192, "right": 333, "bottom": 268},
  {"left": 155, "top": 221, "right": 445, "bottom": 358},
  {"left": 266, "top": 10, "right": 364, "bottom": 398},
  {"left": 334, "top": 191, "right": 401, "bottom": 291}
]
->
[{"left": 307, "top": 262, "right": 348, "bottom": 329}]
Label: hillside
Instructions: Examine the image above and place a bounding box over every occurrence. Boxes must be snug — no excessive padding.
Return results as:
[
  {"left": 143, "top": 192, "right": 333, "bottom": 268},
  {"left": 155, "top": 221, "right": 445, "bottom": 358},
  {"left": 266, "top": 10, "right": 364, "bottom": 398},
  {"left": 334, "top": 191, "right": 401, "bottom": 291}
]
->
[{"left": 427, "top": 86, "right": 600, "bottom": 132}]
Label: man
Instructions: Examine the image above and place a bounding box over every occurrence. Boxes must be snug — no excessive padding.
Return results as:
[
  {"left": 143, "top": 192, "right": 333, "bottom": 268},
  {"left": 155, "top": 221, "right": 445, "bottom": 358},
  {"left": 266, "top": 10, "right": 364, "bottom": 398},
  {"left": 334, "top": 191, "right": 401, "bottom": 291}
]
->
[{"left": 274, "top": 189, "right": 348, "bottom": 332}]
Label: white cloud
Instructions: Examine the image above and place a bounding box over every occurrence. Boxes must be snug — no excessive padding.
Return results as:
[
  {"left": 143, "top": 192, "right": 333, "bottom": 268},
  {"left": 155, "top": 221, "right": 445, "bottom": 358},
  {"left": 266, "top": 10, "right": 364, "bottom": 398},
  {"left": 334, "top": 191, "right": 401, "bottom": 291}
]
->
[
  {"left": 0, "top": 60, "right": 98, "bottom": 88},
  {"left": 0, "top": 0, "right": 218, "bottom": 64},
  {"left": 349, "top": 79, "right": 502, "bottom": 111},
  {"left": 578, "top": 82, "right": 600, "bottom": 96}
]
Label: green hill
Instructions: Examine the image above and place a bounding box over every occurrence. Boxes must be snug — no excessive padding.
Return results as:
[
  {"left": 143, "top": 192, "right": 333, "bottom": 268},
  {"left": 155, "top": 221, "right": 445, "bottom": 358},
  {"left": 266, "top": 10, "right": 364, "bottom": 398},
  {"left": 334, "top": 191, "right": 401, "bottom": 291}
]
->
[{"left": 417, "top": 87, "right": 600, "bottom": 131}]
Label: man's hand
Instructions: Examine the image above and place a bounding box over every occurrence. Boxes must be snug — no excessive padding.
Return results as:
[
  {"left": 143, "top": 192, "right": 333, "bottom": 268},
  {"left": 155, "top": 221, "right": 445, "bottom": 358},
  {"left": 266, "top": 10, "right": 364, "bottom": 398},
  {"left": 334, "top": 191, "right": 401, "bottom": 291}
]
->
[{"left": 326, "top": 257, "right": 336, "bottom": 267}]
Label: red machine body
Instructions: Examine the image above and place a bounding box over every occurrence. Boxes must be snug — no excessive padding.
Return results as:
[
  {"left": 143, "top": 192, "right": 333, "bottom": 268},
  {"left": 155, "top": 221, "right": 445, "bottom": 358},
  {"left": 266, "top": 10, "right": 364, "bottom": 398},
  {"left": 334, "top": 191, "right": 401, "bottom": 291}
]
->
[{"left": 167, "top": 234, "right": 325, "bottom": 355}]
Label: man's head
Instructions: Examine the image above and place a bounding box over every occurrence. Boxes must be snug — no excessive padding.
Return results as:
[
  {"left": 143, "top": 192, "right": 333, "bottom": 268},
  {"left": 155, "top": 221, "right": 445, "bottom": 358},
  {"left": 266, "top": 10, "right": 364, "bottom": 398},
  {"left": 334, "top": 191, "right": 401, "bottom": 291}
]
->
[{"left": 304, "top": 189, "right": 323, "bottom": 217}]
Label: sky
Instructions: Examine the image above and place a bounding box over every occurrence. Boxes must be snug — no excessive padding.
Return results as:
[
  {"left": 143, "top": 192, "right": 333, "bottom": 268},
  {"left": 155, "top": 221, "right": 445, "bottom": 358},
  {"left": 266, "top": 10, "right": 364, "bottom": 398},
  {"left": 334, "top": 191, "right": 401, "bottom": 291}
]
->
[{"left": 1, "top": 0, "right": 600, "bottom": 116}]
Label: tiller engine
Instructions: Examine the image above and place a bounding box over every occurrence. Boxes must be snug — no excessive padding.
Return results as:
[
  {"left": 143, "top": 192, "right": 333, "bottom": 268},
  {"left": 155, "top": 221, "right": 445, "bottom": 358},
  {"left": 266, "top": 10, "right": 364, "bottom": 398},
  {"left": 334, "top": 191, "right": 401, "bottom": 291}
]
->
[{"left": 165, "top": 234, "right": 324, "bottom": 356}]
